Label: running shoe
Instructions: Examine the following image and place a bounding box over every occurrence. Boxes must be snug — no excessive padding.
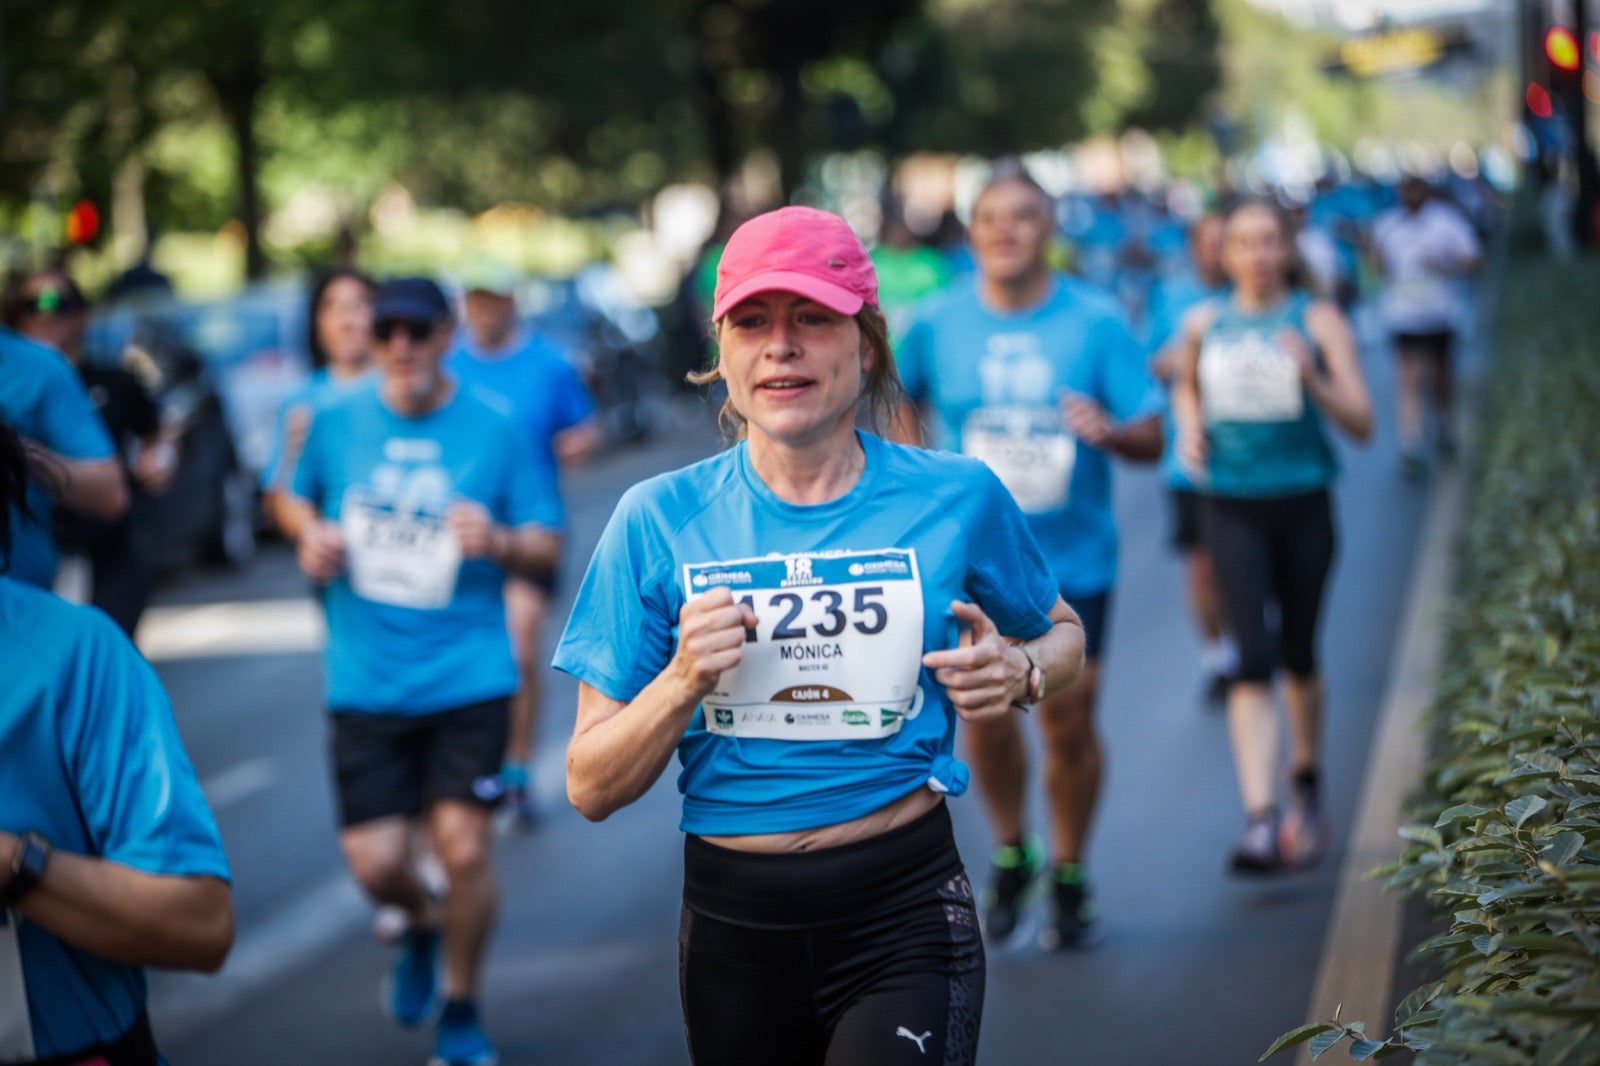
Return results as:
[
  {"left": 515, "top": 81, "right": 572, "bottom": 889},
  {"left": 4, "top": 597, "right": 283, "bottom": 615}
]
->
[
  {"left": 383, "top": 927, "right": 440, "bottom": 1027},
  {"left": 429, "top": 1000, "right": 498, "bottom": 1066},
  {"left": 1279, "top": 772, "right": 1331, "bottom": 869},
  {"left": 1039, "top": 864, "right": 1098, "bottom": 951},
  {"left": 1229, "top": 813, "right": 1284, "bottom": 875},
  {"left": 980, "top": 836, "right": 1043, "bottom": 943}
]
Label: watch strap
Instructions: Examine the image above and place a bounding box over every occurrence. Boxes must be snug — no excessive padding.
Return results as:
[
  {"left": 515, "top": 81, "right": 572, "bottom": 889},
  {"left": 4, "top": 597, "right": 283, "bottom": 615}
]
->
[{"left": 2, "top": 832, "right": 50, "bottom": 907}]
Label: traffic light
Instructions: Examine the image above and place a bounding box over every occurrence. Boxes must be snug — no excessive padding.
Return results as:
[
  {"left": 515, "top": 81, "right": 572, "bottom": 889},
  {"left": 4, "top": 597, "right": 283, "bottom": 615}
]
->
[{"left": 64, "top": 200, "right": 100, "bottom": 245}]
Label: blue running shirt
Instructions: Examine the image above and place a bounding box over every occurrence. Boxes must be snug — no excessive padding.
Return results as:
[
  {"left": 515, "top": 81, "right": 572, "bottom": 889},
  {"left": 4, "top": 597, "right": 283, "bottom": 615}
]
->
[
  {"left": 553, "top": 432, "right": 1060, "bottom": 837},
  {"left": 0, "top": 330, "right": 116, "bottom": 588},
  {"left": 1197, "top": 292, "right": 1338, "bottom": 498},
  {"left": 291, "top": 380, "right": 561, "bottom": 715},
  {"left": 447, "top": 329, "right": 595, "bottom": 512},
  {"left": 898, "top": 276, "right": 1164, "bottom": 598},
  {"left": 0, "top": 578, "right": 229, "bottom": 1060},
  {"left": 259, "top": 367, "right": 374, "bottom": 491},
  {"left": 1145, "top": 271, "right": 1230, "bottom": 490}
]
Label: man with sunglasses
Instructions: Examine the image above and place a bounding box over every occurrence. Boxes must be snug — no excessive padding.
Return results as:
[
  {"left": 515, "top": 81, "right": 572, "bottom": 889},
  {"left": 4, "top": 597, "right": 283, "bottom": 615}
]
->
[
  {"left": 277, "top": 277, "right": 562, "bottom": 1066},
  {"left": 0, "top": 281, "right": 128, "bottom": 594}
]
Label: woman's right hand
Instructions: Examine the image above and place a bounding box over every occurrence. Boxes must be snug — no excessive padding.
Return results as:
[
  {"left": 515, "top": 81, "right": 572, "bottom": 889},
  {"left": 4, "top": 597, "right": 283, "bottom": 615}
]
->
[{"left": 670, "top": 588, "right": 759, "bottom": 699}]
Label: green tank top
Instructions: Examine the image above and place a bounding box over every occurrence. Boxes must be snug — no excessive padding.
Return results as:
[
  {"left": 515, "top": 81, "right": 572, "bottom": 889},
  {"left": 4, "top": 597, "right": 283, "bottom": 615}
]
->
[{"left": 1198, "top": 292, "right": 1337, "bottom": 498}]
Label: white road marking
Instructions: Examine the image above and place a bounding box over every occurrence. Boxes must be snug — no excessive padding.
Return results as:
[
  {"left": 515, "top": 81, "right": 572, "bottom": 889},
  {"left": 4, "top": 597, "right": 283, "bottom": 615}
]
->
[
  {"left": 138, "top": 598, "right": 324, "bottom": 663},
  {"left": 201, "top": 758, "right": 279, "bottom": 810}
]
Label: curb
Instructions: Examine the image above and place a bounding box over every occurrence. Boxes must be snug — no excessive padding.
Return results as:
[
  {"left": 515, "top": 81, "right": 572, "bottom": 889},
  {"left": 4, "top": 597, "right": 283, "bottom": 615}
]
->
[{"left": 1293, "top": 461, "right": 1463, "bottom": 1065}]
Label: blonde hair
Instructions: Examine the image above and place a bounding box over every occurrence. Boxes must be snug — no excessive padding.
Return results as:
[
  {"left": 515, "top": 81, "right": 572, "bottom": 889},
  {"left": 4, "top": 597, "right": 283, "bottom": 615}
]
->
[{"left": 688, "top": 304, "right": 910, "bottom": 440}]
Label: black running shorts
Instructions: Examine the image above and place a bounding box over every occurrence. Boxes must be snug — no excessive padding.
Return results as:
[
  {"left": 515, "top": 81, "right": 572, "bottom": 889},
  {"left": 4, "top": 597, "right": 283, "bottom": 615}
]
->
[{"left": 329, "top": 697, "right": 510, "bottom": 827}]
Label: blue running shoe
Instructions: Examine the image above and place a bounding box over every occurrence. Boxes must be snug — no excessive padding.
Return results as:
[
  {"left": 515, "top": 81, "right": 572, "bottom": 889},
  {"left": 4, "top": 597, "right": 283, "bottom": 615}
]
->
[
  {"left": 383, "top": 927, "right": 440, "bottom": 1027},
  {"left": 429, "top": 999, "right": 499, "bottom": 1066}
]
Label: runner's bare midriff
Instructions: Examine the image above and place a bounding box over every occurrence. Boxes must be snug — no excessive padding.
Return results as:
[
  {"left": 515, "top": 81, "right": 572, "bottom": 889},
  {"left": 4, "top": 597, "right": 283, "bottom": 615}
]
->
[{"left": 699, "top": 787, "right": 942, "bottom": 854}]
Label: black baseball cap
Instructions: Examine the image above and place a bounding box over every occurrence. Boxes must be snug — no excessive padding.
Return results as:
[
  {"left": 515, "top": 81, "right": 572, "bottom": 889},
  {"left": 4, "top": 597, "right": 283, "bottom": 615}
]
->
[{"left": 372, "top": 276, "right": 451, "bottom": 323}]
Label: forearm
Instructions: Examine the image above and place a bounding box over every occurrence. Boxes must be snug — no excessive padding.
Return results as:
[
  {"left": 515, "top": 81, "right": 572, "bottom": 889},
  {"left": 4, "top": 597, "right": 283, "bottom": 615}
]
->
[
  {"left": 272, "top": 491, "right": 321, "bottom": 542},
  {"left": 2, "top": 835, "right": 232, "bottom": 972},
  {"left": 491, "top": 524, "right": 562, "bottom": 576},
  {"left": 47, "top": 454, "right": 128, "bottom": 520},
  {"left": 1307, "top": 376, "right": 1373, "bottom": 441},
  {"left": 554, "top": 419, "right": 604, "bottom": 466},
  {"left": 567, "top": 675, "right": 703, "bottom": 821},
  {"left": 1105, "top": 415, "right": 1163, "bottom": 462}
]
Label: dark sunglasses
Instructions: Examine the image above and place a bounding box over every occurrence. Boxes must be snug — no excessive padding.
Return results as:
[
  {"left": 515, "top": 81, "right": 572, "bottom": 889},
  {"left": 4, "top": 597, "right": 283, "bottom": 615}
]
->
[
  {"left": 22, "top": 284, "right": 87, "bottom": 316},
  {"left": 373, "top": 318, "right": 437, "bottom": 343}
]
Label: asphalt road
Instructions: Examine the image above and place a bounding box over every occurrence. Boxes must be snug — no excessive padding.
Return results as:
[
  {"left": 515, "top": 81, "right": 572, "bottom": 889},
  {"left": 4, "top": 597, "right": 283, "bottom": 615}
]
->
[{"left": 140, "top": 305, "right": 1446, "bottom": 1065}]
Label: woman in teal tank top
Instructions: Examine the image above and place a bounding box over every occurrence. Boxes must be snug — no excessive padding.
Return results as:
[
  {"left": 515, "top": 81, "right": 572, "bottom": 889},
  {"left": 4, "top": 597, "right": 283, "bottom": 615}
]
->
[{"left": 1170, "top": 199, "right": 1373, "bottom": 875}]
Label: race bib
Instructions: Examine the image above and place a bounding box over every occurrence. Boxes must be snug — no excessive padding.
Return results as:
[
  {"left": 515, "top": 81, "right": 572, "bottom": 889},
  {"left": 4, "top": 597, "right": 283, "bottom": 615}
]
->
[
  {"left": 341, "top": 489, "right": 462, "bottom": 610},
  {"left": 685, "top": 549, "right": 925, "bottom": 741},
  {"left": 0, "top": 908, "right": 34, "bottom": 1061},
  {"left": 1199, "top": 333, "right": 1304, "bottom": 424},
  {"left": 961, "top": 406, "right": 1076, "bottom": 514}
]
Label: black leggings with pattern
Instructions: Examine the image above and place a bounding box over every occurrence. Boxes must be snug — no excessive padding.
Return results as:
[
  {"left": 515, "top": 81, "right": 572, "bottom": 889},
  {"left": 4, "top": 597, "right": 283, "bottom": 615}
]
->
[{"left": 679, "top": 802, "right": 984, "bottom": 1066}]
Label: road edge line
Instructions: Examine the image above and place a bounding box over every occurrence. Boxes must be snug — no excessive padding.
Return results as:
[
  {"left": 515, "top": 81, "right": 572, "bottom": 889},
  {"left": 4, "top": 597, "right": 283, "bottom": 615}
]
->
[{"left": 1293, "top": 462, "right": 1463, "bottom": 1065}]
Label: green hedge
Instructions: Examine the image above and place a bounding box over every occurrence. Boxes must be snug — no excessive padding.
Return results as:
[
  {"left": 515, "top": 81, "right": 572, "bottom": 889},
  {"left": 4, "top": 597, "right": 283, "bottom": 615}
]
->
[{"left": 1265, "top": 255, "right": 1600, "bottom": 1063}]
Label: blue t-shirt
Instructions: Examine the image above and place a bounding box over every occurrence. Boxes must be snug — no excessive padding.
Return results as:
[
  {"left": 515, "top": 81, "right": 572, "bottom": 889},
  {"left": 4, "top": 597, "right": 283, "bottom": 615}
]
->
[
  {"left": 552, "top": 432, "right": 1059, "bottom": 837},
  {"left": 447, "top": 329, "right": 595, "bottom": 510},
  {"left": 259, "top": 368, "right": 374, "bottom": 492},
  {"left": 1197, "top": 292, "right": 1338, "bottom": 498},
  {"left": 0, "top": 330, "right": 116, "bottom": 588},
  {"left": 0, "top": 578, "right": 229, "bottom": 1060},
  {"left": 898, "top": 276, "right": 1165, "bottom": 597},
  {"left": 1145, "top": 271, "right": 1230, "bottom": 490},
  {"left": 290, "top": 380, "right": 562, "bottom": 715}
]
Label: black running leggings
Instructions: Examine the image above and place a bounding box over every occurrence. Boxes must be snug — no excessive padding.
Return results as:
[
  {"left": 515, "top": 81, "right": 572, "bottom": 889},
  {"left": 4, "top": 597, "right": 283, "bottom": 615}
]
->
[
  {"left": 1201, "top": 489, "right": 1336, "bottom": 683},
  {"left": 678, "top": 803, "right": 985, "bottom": 1066}
]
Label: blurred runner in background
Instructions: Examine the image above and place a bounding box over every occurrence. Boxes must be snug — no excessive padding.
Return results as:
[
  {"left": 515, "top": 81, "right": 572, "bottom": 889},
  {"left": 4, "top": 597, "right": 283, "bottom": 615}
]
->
[
  {"left": 6, "top": 270, "right": 172, "bottom": 636},
  {"left": 1370, "top": 175, "right": 1482, "bottom": 478},
  {"left": 1, "top": 416, "right": 233, "bottom": 1065},
  {"left": 870, "top": 204, "right": 953, "bottom": 342},
  {"left": 261, "top": 268, "right": 376, "bottom": 524},
  {"left": 898, "top": 168, "right": 1164, "bottom": 951},
  {"left": 1171, "top": 199, "right": 1372, "bottom": 874},
  {"left": 0, "top": 309, "right": 127, "bottom": 594},
  {"left": 448, "top": 258, "right": 601, "bottom": 832},
  {"left": 278, "top": 277, "right": 562, "bottom": 1066},
  {"left": 1146, "top": 214, "right": 1237, "bottom": 707}
]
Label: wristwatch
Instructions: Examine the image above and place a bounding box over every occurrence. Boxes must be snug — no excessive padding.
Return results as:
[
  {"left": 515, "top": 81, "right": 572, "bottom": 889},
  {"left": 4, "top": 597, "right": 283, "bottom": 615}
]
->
[
  {"left": 1, "top": 832, "right": 51, "bottom": 907},
  {"left": 1009, "top": 642, "right": 1046, "bottom": 712}
]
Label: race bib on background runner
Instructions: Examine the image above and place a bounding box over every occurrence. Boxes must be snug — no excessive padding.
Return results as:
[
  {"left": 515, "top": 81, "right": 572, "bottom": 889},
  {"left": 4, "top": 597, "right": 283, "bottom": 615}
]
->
[
  {"left": 0, "top": 908, "right": 34, "bottom": 1060},
  {"left": 341, "top": 488, "right": 462, "bottom": 610},
  {"left": 1199, "top": 333, "right": 1304, "bottom": 424},
  {"left": 961, "top": 405, "right": 1076, "bottom": 514},
  {"left": 685, "top": 550, "right": 925, "bottom": 741}
]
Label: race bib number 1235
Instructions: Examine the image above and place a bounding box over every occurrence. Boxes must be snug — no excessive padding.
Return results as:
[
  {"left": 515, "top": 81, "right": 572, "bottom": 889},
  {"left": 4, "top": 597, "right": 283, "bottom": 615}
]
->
[{"left": 684, "top": 549, "right": 925, "bottom": 741}]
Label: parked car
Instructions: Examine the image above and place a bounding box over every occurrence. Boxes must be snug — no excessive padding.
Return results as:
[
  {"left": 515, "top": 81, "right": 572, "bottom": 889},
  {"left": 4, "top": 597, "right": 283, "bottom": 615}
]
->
[{"left": 84, "top": 282, "right": 311, "bottom": 570}]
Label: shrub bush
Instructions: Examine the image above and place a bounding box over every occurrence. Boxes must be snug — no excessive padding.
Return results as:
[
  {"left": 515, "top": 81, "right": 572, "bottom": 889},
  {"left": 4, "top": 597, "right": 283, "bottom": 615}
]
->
[{"left": 1264, "top": 253, "right": 1600, "bottom": 1063}]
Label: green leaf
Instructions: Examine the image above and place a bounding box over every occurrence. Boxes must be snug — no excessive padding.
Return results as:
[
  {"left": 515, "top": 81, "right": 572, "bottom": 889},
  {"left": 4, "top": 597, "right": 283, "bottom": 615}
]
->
[
  {"left": 1543, "top": 830, "right": 1585, "bottom": 869},
  {"left": 1349, "top": 1039, "right": 1388, "bottom": 1061},
  {"left": 1543, "top": 633, "right": 1560, "bottom": 665},
  {"left": 1398, "top": 825, "right": 1444, "bottom": 849},
  {"left": 1394, "top": 981, "right": 1445, "bottom": 1027},
  {"left": 1259, "top": 1022, "right": 1337, "bottom": 1061},
  {"left": 1435, "top": 804, "right": 1494, "bottom": 827},
  {"left": 1471, "top": 932, "right": 1504, "bottom": 955},
  {"left": 1372, "top": 1044, "right": 1410, "bottom": 1059},
  {"left": 1308, "top": 1030, "right": 1345, "bottom": 1059},
  {"left": 1506, "top": 795, "right": 1548, "bottom": 829},
  {"left": 1535, "top": 1024, "right": 1594, "bottom": 1065}
]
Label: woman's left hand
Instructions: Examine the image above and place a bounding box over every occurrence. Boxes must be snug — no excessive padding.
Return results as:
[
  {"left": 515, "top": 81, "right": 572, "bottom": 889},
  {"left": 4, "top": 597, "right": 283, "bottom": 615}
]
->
[{"left": 922, "top": 600, "right": 1026, "bottom": 722}]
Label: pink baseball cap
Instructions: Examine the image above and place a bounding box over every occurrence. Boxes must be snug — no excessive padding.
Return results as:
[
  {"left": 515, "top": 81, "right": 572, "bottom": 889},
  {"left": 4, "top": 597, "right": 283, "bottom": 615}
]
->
[{"left": 712, "top": 206, "right": 879, "bottom": 321}]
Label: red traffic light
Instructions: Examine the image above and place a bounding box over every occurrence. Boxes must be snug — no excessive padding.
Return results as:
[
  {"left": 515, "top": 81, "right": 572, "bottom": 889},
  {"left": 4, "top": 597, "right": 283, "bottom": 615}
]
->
[
  {"left": 1527, "top": 82, "right": 1554, "bottom": 117},
  {"left": 65, "top": 200, "right": 100, "bottom": 245},
  {"left": 1546, "top": 26, "right": 1580, "bottom": 72}
]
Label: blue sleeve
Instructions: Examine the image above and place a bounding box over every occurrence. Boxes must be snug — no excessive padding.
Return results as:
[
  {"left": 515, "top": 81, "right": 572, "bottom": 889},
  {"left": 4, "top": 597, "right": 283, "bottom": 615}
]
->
[
  {"left": 551, "top": 486, "right": 676, "bottom": 701},
  {"left": 1095, "top": 312, "right": 1165, "bottom": 422},
  {"left": 896, "top": 315, "right": 931, "bottom": 401},
  {"left": 964, "top": 468, "right": 1059, "bottom": 640},
  {"left": 62, "top": 612, "right": 230, "bottom": 881},
  {"left": 38, "top": 358, "right": 114, "bottom": 461},
  {"left": 500, "top": 420, "right": 565, "bottom": 529},
  {"left": 288, "top": 408, "right": 327, "bottom": 506},
  {"left": 549, "top": 356, "right": 597, "bottom": 432}
]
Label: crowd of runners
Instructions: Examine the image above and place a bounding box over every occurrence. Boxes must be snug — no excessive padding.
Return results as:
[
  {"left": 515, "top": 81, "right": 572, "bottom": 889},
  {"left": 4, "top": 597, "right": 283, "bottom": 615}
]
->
[{"left": 0, "top": 156, "right": 1492, "bottom": 1065}]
